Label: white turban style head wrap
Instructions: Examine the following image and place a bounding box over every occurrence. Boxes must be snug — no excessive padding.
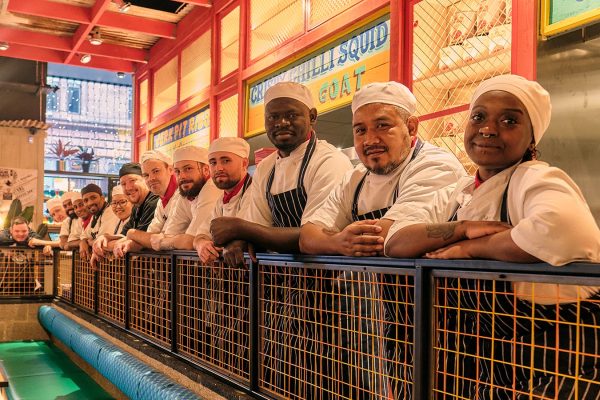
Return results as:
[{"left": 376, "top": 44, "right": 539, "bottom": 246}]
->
[
  {"left": 111, "top": 185, "right": 125, "bottom": 197},
  {"left": 60, "top": 191, "right": 81, "bottom": 203},
  {"left": 264, "top": 82, "right": 315, "bottom": 110},
  {"left": 470, "top": 74, "right": 552, "bottom": 144},
  {"left": 172, "top": 145, "right": 209, "bottom": 165},
  {"left": 140, "top": 150, "right": 172, "bottom": 166},
  {"left": 46, "top": 197, "right": 63, "bottom": 212},
  {"left": 209, "top": 137, "right": 250, "bottom": 159}
]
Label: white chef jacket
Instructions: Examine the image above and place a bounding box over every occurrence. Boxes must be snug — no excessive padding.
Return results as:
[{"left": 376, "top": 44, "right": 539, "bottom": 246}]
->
[
  {"left": 59, "top": 218, "right": 71, "bottom": 238},
  {"left": 67, "top": 218, "right": 83, "bottom": 242},
  {"left": 147, "top": 191, "right": 182, "bottom": 234},
  {"left": 81, "top": 206, "right": 120, "bottom": 242},
  {"left": 307, "top": 141, "right": 466, "bottom": 231},
  {"left": 237, "top": 138, "right": 353, "bottom": 226},
  {"left": 181, "top": 180, "right": 222, "bottom": 236},
  {"left": 387, "top": 160, "right": 600, "bottom": 303},
  {"left": 194, "top": 181, "right": 249, "bottom": 239}
]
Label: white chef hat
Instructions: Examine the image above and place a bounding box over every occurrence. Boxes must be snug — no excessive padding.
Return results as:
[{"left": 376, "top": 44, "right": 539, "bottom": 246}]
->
[
  {"left": 112, "top": 185, "right": 125, "bottom": 197},
  {"left": 264, "top": 82, "right": 315, "bottom": 109},
  {"left": 60, "top": 191, "right": 81, "bottom": 203},
  {"left": 140, "top": 150, "right": 172, "bottom": 165},
  {"left": 470, "top": 74, "right": 552, "bottom": 144},
  {"left": 208, "top": 137, "right": 250, "bottom": 159},
  {"left": 46, "top": 197, "right": 63, "bottom": 211},
  {"left": 351, "top": 81, "right": 417, "bottom": 115},
  {"left": 173, "top": 145, "right": 209, "bottom": 164}
]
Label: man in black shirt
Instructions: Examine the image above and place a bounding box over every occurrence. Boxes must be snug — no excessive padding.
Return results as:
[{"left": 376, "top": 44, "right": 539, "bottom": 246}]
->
[{"left": 0, "top": 216, "right": 42, "bottom": 246}]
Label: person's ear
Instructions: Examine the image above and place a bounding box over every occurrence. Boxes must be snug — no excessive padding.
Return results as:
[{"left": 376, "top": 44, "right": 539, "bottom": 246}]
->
[{"left": 407, "top": 116, "right": 419, "bottom": 137}]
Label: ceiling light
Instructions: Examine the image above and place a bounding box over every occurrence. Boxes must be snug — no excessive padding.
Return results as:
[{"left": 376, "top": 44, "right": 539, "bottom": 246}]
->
[
  {"left": 119, "top": 2, "right": 131, "bottom": 13},
  {"left": 88, "top": 29, "right": 103, "bottom": 46},
  {"left": 80, "top": 54, "right": 92, "bottom": 64},
  {"left": 0, "top": 42, "right": 9, "bottom": 51},
  {"left": 116, "top": 72, "right": 126, "bottom": 79}
]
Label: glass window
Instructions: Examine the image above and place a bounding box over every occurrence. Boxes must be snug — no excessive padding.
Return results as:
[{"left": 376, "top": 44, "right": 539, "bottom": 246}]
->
[
  {"left": 181, "top": 30, "right": 211, "bottom": 101},
  {"left": 218, "top": 94, "right": 238, "bottom": 137},
  {"left": 153, "top": 57, "right": 178, "bottom": 117},
  {"left": 67, "top": 83, "right": 81, "bottom": 114},
  {"left": 139, "top": 79, "right": 148, "bottom": 125},
  {"left": 220, "top": 6, "right": 240, "bottom": 78},
  {"left": 250, "top": 0, "right": 303, "bottom": 60}
]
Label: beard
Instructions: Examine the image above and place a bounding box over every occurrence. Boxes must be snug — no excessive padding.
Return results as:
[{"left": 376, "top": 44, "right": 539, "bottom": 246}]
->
[
  {"left": 68, "top": 210, "right": 77, "bottom": 219},
  {"left": 367, "top": 160, "right": 401, "bottom": 175},
  {"left": 179, "top": 178, "right": 205, "bottom": 198}
]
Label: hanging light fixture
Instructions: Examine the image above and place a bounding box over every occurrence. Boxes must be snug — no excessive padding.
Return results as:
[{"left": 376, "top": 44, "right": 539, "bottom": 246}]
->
[
  {"left": 119, "top": 2, "right": 131, "bottom": 13},
  {"left": 0, "top": 42, "right": 9, "bottom": 51},
  {"left": 88, "top": 28, "right": 103, "bottom": 46},
  {"left": 80, "top": 54, "right": 92, "bottom": 64}
]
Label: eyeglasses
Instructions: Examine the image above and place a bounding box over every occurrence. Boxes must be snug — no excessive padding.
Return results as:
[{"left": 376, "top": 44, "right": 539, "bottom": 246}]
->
[{"left": 111, "top": 200, "right": 129, "bottom": 208}]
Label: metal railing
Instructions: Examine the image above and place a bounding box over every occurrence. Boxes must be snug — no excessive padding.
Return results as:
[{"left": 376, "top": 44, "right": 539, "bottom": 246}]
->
[
  {"left": 45, "top": 251, "right": 600, "bottom": 399},
  {"left": 0, "top": 246, "right": 54, "bottom": 299}
]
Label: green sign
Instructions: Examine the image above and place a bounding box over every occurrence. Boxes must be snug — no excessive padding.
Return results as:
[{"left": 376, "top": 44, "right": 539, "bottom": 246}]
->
[
  {"left": 543, "top": 0, "right": 600, "bottom": 36},
  {"left": 550, "top": 0, "right": 600, "bottom": 24}
]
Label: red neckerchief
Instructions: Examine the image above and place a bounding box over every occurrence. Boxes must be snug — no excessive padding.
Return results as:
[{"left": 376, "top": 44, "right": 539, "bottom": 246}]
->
[
  {"left": 82, "top": 215, "right": 92, "bottom": 229},
  {"left": 474, "top": 170, "right": 485, "bottom": 189},
  {"left": 161, "top": 175, "right": 178, "bottom": 207},
  {"left": 223, "top": 174, "right": 248, "bottom": 204},
  {"left": 277, "top": 130, "right": 314, "bottom": 158},
  {"left": 410, "top": 136, "right": 417, "bottom": 147}
]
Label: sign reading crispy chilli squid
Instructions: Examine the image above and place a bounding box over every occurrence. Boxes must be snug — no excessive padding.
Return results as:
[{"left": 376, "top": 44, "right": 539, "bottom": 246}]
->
[
  {"left": 151, "top": 105, "right": 210, "bottom": 158},
  {"left": 246, "top": 17, "right": 391, "bottom": 137}
]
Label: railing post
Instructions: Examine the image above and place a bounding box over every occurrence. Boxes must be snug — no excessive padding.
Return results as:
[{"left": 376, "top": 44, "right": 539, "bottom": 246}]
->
[
  {"left": 171, "top": 252, "right": 178, "bottom": 353},
  {"left": 413, "top": 264, "right": 433, "bottom": 400},
  {"left": 71, "top": 251, "right": 76, "bottom": 305},
  {"left": 125, "top": 252, "right": 130, "bottom": 330},
  {"left": 94, "top": 268, "right": 99, "bottom": 315},
  {"left": 249, "top": 256, "right": 259, "bottom": 393},
  {"left": 52, "top": 249, "right": 59, "bottom": 298}
]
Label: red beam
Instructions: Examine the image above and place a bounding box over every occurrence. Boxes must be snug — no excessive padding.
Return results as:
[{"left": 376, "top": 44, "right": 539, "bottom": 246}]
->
[
  {"left": 0, "top": 26, "right": 71, "bottom": 52},
  {"left": 66, "top": 0, "right": 112, "bottom": 63},
  {"left": 7, "top": 0, "right": 90, "bottom": 24},
  {"left": 180, "top": 0, "right": 212, "bottom": 7},
  {"left": 97, "top": 12, "right": 177, "bottom": 38},
  {"left": 78, "top": 42, "right": 147, "bottom": 63}
]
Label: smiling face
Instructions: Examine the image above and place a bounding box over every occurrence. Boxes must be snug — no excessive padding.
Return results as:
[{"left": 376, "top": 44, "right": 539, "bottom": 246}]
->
[
  {"left": 49, "top": 206, "right": 67, "bottom": 223},
  {"left": 62, "top": 199, "right": 75, "bottom": 217},
  {"left": 119, "top": 174, "right": 149, "bottom": 205},
  {"left": 141, "top": 159, "right": 173, "bottom": 196},
  {"left": 10, "top": 222, "right": 29, "bottom": 242},
  {"left": 73, "top": 199, "right": 90, "bottom": 219},
  {"left": 465, "top": 90, "right": 534, "bottom": 180},
  {"left": 209, "top": 151, "right": 248, "bottom": 191},
  {"left": 82, "top": 192, "right": 105, "bottom": 215},
  {"left": 353, "top": 103, "right": 418, "bottom": 175},
  {"left": 265, "top": 98, "right": 316, "bottom": 156},
  {"left": 173, "top": 160, "right": 209, "bottom": 198},
  {"left": 111, "top": 194, "right": 133, "bottom": 221}
]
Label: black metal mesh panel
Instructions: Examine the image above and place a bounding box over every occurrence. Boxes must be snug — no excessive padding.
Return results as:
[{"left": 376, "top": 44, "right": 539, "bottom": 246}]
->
[
  {"left": 0, "top": 247, "right": 50, "bottom": 296},
  {"left": 129, "top": 254, "right": 172, "bottom": 347},
  {"left": 258, "top": 263, "right": 415, "bottom": 399},
  {"left": 97, "top": 255, "right": 126, "bottom": 325},
  {"left": 74, "top": 255, "right": 95, "bottom": 311},
  {"left": 177, "top": 258, "right": 250, "bottom": 383},
  {"left": 57, "top": 250, "right": 73, "bottom": 301},
  {"left": 433, "top": 275, "right": 600, "bottom": 399}
]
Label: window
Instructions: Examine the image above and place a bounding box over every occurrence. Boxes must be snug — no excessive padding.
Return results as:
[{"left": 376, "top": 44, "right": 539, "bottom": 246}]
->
[
  {"left": 220, "top": 7, "right": 240, "bottom": 78},
  {"left": 67, "top": 83, "right": 81, "bottom": 114},
  {"left": 181, "top": 30, "right": 211, "bottom": 101},
  {"left": 153, "top": 58, "right": 178, "bottom": 117}
]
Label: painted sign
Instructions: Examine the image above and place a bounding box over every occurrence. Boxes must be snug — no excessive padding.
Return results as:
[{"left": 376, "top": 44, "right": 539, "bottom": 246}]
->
[
  {"left": 246, "top": 17, "right": 390, "bottom": 137},
  {"left": 542, "top": 0, "right": 600, "bottom": 36},
  {"left": 151, "top": 105, "right": 210, "bottom": 157},
  {"left": 0, "top": 167, "right": 37, "bottom": 227}
]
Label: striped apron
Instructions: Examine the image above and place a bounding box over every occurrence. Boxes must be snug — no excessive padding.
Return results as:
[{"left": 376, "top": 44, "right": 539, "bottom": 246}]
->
[
  {"left": 442, "top": 182, "right": 600, "bottom": 399},
  {"left": 262, "top": 135, "right": 326, "bottom": 398},
  {"left": 336, "top": 140, "right": 424, "bottom": 399}
]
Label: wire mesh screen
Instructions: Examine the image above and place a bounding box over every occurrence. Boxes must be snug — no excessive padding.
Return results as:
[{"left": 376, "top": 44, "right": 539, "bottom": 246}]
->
[
  {"left": 249, "top": 0, "right": 303, "bottom": 60},
  {"left": 177, "top": 258, "right": 250, "bottom": 383},
  {"left": 74, "top": 254, "right": 95, "bottom": 311},
  {"left": 258, "top": 263, "right": 415, "bottom": 399},
  {"left": 57, "top": 250, "right": 73, "bottom": 301},
  {"left": 433, "top": 274, "right": 600, "bottom": 399},
  {"left": 129, "top": 254, "right": 172, "bottom": 347},
  {"left": 309, "top": 0, "right": 360, "bottom": 29},
  {"left": 220, "top": 6, "right": 240, "bottom": 78},
  {"left": 412, "top": 0, "right": 511, "bottom": 174},
  {"left": 0, "top": 247, "right": 50, "bottom": 296},
  {"left": 97, "top": 255, "right": 126, "bottom": 325}
]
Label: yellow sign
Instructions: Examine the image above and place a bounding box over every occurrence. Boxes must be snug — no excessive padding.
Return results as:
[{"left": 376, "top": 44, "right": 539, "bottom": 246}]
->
[
  {"left": 541, "top": 0, "right": 600, "bottom": 36},
  {"left": 246, "top": 18, "right": 390, "bottom": 137},
  {"left": 150, "top": 105, "right": 210, "bottom": 158}
]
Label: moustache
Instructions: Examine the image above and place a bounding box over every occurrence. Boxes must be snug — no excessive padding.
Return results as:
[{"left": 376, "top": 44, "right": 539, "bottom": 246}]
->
[{"left": 363, "top": 145, "right": 388, "bottom": 155}]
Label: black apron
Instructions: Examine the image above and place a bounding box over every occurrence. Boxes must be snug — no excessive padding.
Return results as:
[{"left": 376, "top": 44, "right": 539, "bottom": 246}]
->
[
  {"left": 442, "top": 180, "right": 600, "bottom": 399},
  {"left": 89, "top": 203, "right": 109, "bottom": 240},
  {"left": 336, "top": 139, "right": 424, "bottom": 399}
]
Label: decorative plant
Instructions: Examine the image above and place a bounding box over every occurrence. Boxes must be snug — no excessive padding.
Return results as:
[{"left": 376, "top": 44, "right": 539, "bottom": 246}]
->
[
  {"left": 50, "top": 139, "right": 78, "bottom": 160},
  {"left": 76, "top": 146, "right": 97, "bottom": 162},
  {"left": 3, "top": 198, "right": 34, "bottom": 229}
]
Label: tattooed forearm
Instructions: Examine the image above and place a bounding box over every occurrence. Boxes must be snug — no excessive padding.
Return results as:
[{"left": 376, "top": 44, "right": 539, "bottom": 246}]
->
[{"left": 425, "top": 223, "right": 457, "bottom": 241}]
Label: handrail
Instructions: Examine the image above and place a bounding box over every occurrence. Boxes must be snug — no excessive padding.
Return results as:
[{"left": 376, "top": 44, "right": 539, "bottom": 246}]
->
[{"left": 49, "top": 249, "right": 600, "bottom": 400}]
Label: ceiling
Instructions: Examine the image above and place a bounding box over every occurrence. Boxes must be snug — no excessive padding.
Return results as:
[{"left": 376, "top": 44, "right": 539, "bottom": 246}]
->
[{"left": 0, "top": 0, "right": 211, "bottom": 72}]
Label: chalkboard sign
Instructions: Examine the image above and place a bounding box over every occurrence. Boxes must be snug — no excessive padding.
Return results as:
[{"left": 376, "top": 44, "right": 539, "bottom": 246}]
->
[{"left": 542, "top": 0, "right": 600, "bottom": 36}]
